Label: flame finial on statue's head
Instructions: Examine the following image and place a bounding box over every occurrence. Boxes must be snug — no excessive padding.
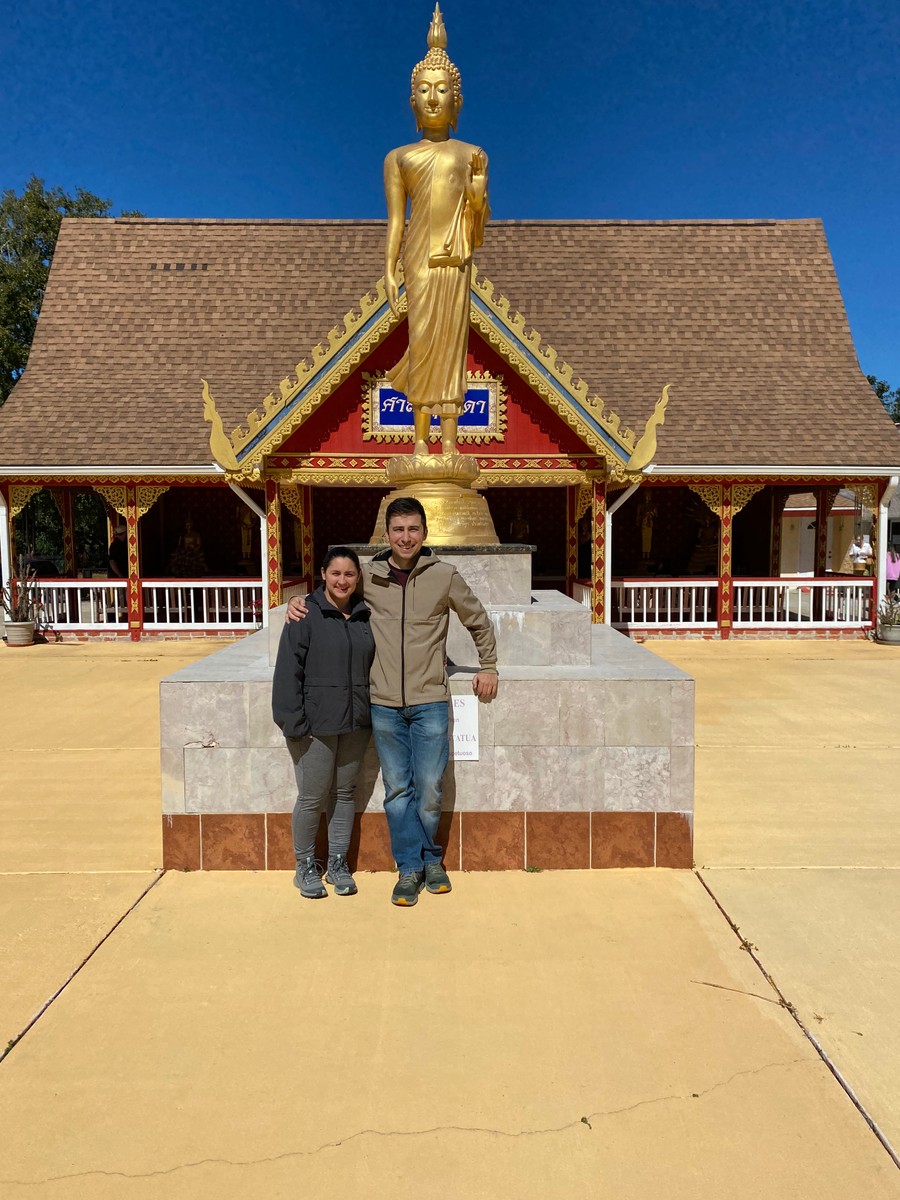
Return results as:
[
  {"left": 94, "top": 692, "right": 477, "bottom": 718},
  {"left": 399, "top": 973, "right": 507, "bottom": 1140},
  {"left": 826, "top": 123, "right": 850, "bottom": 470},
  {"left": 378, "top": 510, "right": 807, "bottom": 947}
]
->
[
  {"left": 428, "top": 3, "right": 447, "bottom": 50},
  {"left": 411, "top": 3, "right": 462, "bottom": 113}
]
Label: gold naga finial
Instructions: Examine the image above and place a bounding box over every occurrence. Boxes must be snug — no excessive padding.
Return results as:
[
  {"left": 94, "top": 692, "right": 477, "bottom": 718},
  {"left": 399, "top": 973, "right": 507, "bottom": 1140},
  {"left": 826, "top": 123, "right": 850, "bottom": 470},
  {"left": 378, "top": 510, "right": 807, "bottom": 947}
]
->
[
  {"left": 625, "top": 384, "right": 670, "bottom": 472},
  {"left": 201, "top": 378, "right": 239, "bottom": 472},
  {"left": 428, "top": 3, "right": 447, "bottom": 49}
]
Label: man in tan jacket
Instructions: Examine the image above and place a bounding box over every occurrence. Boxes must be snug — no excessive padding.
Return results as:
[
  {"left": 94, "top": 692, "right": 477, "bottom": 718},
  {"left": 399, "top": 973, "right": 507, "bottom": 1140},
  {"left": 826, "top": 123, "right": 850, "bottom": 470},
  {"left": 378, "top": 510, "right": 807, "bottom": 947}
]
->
[{"left": 288, "top": 496, "right": 497, "bottom": 906}]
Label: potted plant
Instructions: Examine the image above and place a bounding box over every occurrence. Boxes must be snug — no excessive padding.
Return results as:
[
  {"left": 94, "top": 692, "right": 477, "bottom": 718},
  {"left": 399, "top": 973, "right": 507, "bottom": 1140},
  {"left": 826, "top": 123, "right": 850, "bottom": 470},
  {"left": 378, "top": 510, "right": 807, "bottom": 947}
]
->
[
  {"left": 1, "top": 570, "right": 42, "bottom": 647},
  {"left": 875, "top": 593, "right": 900, "bottom": 645}
]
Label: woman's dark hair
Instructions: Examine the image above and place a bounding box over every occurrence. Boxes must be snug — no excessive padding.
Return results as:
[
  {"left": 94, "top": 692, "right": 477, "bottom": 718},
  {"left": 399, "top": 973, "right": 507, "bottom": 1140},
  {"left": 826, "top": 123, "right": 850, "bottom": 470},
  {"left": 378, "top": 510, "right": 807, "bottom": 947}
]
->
[{"left": 321, "top": 545, "right": 362, "bottom": 573}]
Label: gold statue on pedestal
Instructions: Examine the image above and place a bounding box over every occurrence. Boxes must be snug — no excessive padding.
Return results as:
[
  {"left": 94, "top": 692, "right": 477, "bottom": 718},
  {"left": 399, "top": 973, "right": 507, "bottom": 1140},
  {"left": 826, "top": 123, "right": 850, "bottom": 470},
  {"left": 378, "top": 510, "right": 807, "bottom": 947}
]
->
[{"left": 373, "top": 4, "right": 499, "bottom": 544}]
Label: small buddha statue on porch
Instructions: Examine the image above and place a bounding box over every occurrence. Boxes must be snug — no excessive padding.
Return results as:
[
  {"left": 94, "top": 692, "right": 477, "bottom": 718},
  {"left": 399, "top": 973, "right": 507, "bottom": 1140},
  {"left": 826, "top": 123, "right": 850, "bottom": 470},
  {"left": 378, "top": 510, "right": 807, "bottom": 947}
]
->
[
  {"left": 509, "top": 506, "right": 530, "bottom": 542},
  {"left": 169, "top": 515, "right": 208, "bottom": 578},
  {"left": 639, "top": 497, "right": 656, "bottom": 561},
  {"left": 239, "top": 506, "right": 254, "bottom": 563},
  {"left": 384, "top": 4, "right": 489, "bottom": 458}
]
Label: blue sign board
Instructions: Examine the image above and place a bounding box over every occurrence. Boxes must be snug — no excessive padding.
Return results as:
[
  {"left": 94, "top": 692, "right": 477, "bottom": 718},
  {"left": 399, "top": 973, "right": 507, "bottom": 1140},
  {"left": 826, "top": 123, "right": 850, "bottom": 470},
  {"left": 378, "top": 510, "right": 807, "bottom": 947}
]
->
[{"left": 376, "top": 385, "right": 492, "bottom": 428}]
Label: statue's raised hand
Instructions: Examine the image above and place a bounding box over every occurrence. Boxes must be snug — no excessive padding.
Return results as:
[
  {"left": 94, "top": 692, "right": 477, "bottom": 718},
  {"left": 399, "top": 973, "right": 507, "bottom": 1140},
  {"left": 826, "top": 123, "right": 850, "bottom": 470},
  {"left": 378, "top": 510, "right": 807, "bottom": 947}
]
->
[{"left": 467, "top": 150, "right": 487, "bottom": 207}]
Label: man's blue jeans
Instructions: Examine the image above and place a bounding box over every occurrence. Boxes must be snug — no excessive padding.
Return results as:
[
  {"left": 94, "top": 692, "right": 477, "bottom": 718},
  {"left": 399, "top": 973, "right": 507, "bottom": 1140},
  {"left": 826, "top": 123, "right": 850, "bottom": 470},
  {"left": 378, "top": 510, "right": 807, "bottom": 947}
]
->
[{"left": 371, "top": 702, "right": 449, "bottom": 874}]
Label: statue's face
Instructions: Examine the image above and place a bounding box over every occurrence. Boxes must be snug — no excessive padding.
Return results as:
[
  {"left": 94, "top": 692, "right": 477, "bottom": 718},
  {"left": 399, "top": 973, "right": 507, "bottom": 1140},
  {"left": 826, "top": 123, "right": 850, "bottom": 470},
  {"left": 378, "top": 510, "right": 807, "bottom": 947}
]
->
[{"left": 411, "top": 67, "right": 457, "bottom": 131}]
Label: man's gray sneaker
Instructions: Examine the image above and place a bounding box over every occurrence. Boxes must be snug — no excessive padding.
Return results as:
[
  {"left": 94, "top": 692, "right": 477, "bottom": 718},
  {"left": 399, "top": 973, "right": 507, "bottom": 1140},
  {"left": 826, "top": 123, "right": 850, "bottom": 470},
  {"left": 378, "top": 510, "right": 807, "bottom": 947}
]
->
[
  {"left": 294, "top": 857, "right": 327, "bottom": 899},
  {"left": 325, "top": 854, "right": 357, "bottom": 896},
  {"left": 424, "top": 862, "right": 452, "bottom": 894},
  {"left": 391, "top": 871, "right": 424, "bottom": 907}
]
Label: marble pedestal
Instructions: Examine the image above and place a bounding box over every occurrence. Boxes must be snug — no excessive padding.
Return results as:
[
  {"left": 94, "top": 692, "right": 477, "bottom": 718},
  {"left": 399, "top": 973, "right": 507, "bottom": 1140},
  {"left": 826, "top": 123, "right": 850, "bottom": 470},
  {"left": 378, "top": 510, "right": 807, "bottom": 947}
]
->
[{"left": 160, "top": 549, "right": 694, "bottom": 872}]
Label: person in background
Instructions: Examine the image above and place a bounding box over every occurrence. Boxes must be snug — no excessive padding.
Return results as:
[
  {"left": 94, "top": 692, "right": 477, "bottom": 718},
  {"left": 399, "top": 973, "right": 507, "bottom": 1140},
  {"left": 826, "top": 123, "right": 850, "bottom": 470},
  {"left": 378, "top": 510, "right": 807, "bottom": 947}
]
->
[
  {"left": 886, "top": 546, "right": 900, "bottom": 596},
  {"left": 272, "top": 547, "right": 374, "bottom": 900},
  {"left": 107, "top": 524, "right": 127, "bottom": 578}
]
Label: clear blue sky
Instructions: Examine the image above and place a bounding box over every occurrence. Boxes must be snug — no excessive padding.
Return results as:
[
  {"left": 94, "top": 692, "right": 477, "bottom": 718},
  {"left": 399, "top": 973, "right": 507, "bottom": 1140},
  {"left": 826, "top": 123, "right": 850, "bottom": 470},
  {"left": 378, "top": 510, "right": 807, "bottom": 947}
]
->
[{"left": 6, "top": 0, "right": 899, "bottom": 387}]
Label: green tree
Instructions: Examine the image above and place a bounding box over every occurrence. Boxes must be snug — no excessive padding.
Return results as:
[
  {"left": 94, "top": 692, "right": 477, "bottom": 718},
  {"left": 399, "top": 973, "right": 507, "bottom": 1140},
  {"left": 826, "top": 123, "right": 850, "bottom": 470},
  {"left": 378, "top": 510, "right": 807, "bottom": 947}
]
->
[
  {"left": 0, "top": 176, "right": 142, "bottom": 404},
  {"left": 14, "top": 489, "right": 108, "bottom": 573},
  {"left": 867, "top": 375, "right": 900, "bottom": 424}
]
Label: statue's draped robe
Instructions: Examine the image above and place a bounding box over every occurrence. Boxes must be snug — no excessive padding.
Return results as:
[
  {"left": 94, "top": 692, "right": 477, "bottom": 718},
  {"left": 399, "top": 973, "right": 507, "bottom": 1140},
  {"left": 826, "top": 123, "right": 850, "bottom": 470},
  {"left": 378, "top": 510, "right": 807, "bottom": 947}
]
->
[{"left": 387, "top": 140, "right": 488, "bottom": 416}]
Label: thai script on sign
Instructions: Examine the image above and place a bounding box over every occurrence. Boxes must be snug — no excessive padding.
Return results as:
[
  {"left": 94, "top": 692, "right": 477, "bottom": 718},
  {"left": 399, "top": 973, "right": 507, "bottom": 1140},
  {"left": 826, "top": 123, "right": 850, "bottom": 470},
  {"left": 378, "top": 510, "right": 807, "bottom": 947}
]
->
[{"left": 377, "top": 384, "right": 492, "bottom": 427}]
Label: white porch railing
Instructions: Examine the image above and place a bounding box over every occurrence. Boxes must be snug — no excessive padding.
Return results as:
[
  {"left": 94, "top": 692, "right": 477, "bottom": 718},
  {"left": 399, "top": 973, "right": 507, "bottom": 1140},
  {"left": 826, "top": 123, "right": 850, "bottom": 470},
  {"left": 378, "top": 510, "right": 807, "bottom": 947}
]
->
[
  {"left": 26, "top": 577, "right": 281, "bottom": 632},
  {"left": 142, "top": 579, "right": 264, "bottom": 630},
  {"left": 612, "top": 579, "right": 719, "bottom": 628},
  {"left": 33, "top": 579, "right": 129, "bottom": 630},
  {"left": 572, "top": 581, "right": 591, "bottom": 608},
  {"left": 733, "top": 577, "right": 874, "bottom": 629}
]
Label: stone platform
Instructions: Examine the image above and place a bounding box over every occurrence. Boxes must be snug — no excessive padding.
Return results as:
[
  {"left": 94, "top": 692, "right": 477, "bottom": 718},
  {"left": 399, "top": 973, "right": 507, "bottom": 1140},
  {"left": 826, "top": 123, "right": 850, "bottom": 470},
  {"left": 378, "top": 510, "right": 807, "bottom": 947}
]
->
[{"left": 160, "top": 572, "right": 694, "bottom": 870}]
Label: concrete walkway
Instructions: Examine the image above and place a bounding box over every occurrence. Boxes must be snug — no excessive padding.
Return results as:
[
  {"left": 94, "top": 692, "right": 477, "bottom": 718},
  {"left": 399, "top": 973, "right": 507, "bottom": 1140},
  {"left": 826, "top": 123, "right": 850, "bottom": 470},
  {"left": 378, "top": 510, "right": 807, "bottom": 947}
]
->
[
  {"left": 1, "top": 635, "right": 899, "bottom": 1197},
  {"left": 645, "top": 636, "right": 900, "bottom": 1161}
]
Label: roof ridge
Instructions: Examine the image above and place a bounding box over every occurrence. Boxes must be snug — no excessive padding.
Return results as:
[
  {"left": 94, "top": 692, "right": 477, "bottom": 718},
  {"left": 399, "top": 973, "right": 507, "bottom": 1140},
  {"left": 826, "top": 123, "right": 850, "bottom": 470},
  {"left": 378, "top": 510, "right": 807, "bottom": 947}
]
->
[{"left": 59, "top": 216, "right": 824, "bottom": 229}]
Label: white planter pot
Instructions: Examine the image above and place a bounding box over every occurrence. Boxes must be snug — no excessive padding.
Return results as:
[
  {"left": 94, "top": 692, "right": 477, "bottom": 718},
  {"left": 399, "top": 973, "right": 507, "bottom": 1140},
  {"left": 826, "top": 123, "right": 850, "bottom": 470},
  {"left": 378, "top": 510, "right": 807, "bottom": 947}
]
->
[
  {"left": 876, "top": 624, "right": 900, "bottom": 645},
  {"left": 5, "top": 620, "right": 35, "bottom": 647}
]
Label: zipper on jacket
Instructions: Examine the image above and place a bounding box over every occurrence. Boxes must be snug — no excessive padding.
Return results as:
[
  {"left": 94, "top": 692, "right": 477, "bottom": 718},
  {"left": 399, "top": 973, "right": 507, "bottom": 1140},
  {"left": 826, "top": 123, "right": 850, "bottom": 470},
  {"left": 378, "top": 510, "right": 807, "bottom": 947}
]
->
[
  {"left": 342, "top": 618, "right": 355, "bottom": 729},
  {"left": 400, "top": 580, "right": 407, "bottom": 707}
]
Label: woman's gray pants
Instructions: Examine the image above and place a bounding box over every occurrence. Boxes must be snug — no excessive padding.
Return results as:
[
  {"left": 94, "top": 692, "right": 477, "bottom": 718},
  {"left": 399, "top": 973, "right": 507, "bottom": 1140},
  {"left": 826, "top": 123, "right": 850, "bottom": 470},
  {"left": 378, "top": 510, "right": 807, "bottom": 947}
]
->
[{"left": 287, "top": 730, "right": 371, "bottom": 862}]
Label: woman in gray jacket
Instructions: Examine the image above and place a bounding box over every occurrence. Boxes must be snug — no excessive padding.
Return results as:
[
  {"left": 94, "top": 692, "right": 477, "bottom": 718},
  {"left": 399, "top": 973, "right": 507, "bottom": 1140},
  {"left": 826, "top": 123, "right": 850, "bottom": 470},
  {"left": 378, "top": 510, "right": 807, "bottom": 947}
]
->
[{"left": 272, "top": 547, "right": 375, "bottom": 899}]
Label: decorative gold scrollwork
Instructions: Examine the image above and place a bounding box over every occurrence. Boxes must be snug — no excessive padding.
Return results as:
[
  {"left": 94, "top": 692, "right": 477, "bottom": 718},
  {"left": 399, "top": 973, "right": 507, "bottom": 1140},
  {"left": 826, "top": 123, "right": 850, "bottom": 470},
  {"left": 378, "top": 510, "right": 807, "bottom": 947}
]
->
[
  {"left": 688, "top": 483, "right": 723, "bottom": 519},
  {"left": 280, "top": 485, "right": 306, "bottom": 522},
  {"left": 8, "top": 485, "right": 42, "bottom": 519},
  {"left": 135, "top": 485, "right": 169, "bottom": 518},
  {"left": 91, "top": 485, "right": 128, "bottom": 516},
  {"left": 731, "top": 484, "right": 764, "bottom": 515},
  {"left": 576, "top": 484, "right": 591, "bottom": 521}
]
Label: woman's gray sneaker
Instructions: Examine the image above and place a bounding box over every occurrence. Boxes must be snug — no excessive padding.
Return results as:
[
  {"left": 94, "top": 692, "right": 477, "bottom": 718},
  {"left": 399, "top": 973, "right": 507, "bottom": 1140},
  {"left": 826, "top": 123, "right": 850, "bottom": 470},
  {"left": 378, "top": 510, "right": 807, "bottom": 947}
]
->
[
  {"left": 294, "top": 857, "right": 327, "bottom": 899},
  {"left": 325, "top": 854, "right": 358, "bottom": 896}
]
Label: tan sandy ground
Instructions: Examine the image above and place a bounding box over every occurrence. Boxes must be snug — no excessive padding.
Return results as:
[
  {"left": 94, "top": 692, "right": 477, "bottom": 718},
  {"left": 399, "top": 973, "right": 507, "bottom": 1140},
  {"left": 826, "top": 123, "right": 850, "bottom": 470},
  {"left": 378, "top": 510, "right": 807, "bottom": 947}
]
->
[
  {"left": 0, "top": 639, "right": 229, "bottom": 872},
  {"left": 645, "top": 635, "right": 900, "bottom": 1154},
  {"left": 645, "top": 638, "right": 900, "bottom": 870},
  {"left": 0, "top": 634, "right": 898, "bottom": 1197}
]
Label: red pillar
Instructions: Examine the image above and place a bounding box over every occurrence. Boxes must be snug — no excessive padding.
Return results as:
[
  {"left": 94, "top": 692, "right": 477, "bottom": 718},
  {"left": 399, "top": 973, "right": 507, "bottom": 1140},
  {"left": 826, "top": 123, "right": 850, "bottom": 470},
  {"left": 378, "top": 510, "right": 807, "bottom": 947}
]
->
[
  {"left": 265, "top": 478, "right": 283, "bottom": 609},
  {"left": 565, "top": 486, "right": 579, "bottom": 597},
  {"left": 814, "top": 489, "right": 829, "bottom": 577},
  {"left": 125, "top": 486, "right": 143, "bottom": 640},
  {"left": 590, "top": 475, "right": 606, "bottom": 624},
  {"left": 718, "top": 483, "right": 734, "bottom": 638},
  {"left": 300, "top": 486, "right": 315, "bottom": 592}
]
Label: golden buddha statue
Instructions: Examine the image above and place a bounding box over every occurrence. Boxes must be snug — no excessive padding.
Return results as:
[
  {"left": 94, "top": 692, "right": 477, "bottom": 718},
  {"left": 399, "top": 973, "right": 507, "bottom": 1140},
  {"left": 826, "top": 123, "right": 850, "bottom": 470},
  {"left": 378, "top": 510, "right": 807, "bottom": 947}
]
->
[
  {"left": 384, "top": 3, "right": 489, "bottom": 459},
  {"left": 372, "top": 5, "right": 498, "bottom": 544}
]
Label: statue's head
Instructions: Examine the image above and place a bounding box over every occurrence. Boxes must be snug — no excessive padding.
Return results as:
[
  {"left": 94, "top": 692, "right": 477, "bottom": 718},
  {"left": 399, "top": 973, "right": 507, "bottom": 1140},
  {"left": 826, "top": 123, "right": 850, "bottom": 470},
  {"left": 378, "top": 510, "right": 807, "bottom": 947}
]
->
[{"left": 410, "top": 4, "right": 462, "bottom": 132}]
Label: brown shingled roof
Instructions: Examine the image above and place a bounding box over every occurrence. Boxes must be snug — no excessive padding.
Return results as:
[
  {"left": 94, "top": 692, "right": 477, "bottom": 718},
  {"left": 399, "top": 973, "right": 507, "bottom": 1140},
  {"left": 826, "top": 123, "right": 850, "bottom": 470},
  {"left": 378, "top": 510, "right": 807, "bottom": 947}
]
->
[{"left": 1, "top": 216, "right": 897, "bottom": 469}]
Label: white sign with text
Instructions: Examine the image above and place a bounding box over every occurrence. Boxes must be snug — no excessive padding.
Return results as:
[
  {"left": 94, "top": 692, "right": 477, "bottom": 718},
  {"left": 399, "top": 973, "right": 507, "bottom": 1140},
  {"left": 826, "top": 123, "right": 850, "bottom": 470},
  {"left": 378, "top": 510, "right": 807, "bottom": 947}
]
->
[{"left": 449, "top": 694, "right": 480, "bottom": 761}]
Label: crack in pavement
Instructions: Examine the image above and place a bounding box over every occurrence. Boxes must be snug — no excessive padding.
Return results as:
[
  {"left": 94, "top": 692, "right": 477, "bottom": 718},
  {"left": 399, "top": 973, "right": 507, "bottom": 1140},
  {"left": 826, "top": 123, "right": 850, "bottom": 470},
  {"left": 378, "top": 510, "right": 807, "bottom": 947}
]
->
[
  {"left": 1, "top": 1057, "right": 812, "bottom": 1186},
  {"left": 694, "top": 868, "right": 900, "bottom": 1171},
  {"left": 0, "top": 873, "right": 165, "bottom": 1067}
]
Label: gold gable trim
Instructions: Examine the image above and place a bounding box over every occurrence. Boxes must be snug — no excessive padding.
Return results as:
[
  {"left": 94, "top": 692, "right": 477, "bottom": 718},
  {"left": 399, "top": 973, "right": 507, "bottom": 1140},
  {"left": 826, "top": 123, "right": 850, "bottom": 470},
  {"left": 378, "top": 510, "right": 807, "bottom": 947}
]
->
[
  {"left": 204, "top": 272, "right": 670, "bottom": 481},
  {"left": 470, "top": 275, "right": 640, "bottom": 468},
  {"left": 204, "top": 280, "right": 404, "bottom": 478}
]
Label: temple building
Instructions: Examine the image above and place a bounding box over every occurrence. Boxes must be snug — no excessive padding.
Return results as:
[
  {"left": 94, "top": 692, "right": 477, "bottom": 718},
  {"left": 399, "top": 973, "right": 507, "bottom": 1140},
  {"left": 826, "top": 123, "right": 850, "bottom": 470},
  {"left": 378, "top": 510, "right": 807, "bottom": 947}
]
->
[{"left": 1, "top": 213, "right": 898, "bottom": 639}]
